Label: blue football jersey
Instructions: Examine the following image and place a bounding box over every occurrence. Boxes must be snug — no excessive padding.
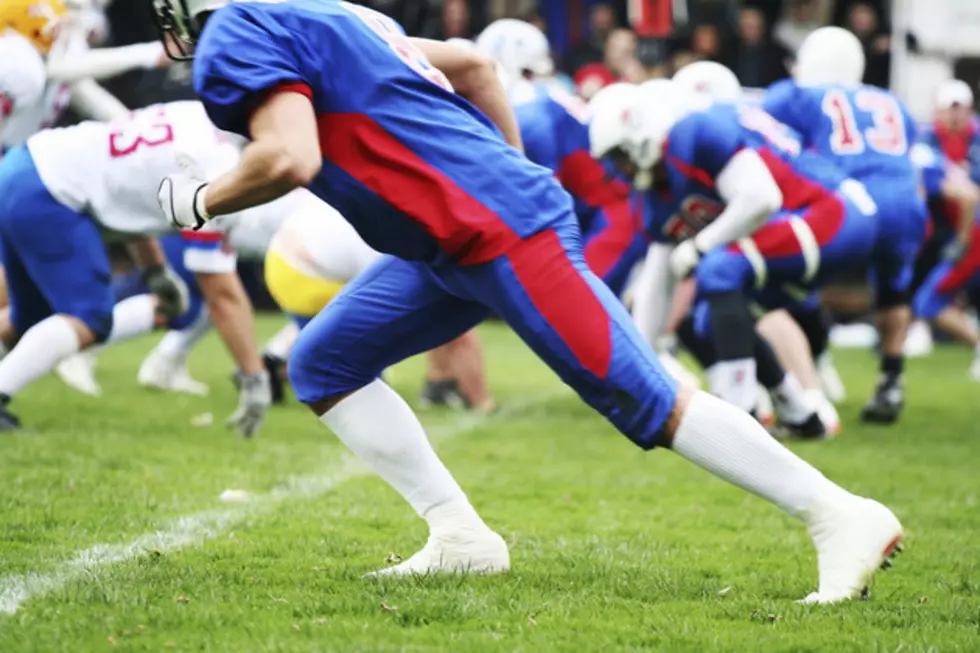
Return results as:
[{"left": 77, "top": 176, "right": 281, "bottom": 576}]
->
[
  {"left": 511, "top": 83, "right": 630, "bottom": 231},
  {"left": 763, "top": 80, "right": 917, "bottom": 182},
  {"left": 193, "top": 0, "right": 572, "bottom": 265},
  {"left": 909, "top": 143, "right": 948, "bottom": 202},
  {"left": 647, "top": 102, "right": 846, "bottom": 244}
]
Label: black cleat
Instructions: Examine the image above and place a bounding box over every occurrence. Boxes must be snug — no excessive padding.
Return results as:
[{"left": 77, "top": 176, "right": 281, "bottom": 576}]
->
[
  {"left": 861, "top": 378, "right": 903, "bottom": 424},
  {"left": 419, "top": 379, "right": 469, "bottom": 409},
  {"left": 779, "top": 412, "right": 828, "bottom": 439},
  {"left": 262, "top": 353, "right": 287, "bottom": 404},
  {"left": 0, "top": 395, "right": 23, "bottom": 431}
]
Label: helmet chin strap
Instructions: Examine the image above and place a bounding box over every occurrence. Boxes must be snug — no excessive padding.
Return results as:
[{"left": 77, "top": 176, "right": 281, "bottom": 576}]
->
[{"left": 634, "top": 169, "right": 653, "bottom": 191}]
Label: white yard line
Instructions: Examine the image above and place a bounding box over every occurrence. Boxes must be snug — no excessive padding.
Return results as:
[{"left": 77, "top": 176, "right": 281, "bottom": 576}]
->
[{"left": 0, "top": 388, "right": 568, "bottom": 615}]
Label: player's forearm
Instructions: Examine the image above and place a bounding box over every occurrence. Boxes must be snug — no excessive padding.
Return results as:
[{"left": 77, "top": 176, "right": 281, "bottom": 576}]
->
[
  {"left": 197, "top": 272, "right": 263, "bottom": 375},
  {"left": 69, "top": 80, "right": 129, "bottom": 120},
  {"left": 694, "top": 192, "right": 777, "bottom": 253},
  {"left": 412, "top": 38, "right": 523, "bottom": 151},
  {"left": 46, "top": 42, "right": 164, "bottom": 82},
  {"left": 204, "top": 141, "right": 315, "bottom": 217},
  {"left": 125, "top": 237, "right": 166, "bottom": 270}
]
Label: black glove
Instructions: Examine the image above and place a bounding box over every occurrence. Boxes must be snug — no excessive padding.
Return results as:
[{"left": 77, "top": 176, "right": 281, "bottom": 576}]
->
[{"left": 142, "top": 265, "right": 190, "bottom": 319}]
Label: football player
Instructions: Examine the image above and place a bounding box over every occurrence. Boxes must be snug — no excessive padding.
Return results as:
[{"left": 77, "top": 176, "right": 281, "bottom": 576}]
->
[
  {"left": 0, "top": 101, "right": 272, "bottom": 436},
  {"left": 763, "top": 27, "right": 928, "bottom": 424},
  {"left": 150, "top": 0, "right": 903, "bottom": 602}
]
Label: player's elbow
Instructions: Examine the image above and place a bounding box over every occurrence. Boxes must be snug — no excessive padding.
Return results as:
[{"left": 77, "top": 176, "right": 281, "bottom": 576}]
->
[
  {"left": 454, "top": 52, "right": 499, "bottom": 95},
  {"left": 745, "top": 181, "right": 783, "bottom": 226},
  {"left": 267, "top": 145, "right": 321, "bottom": 188}
]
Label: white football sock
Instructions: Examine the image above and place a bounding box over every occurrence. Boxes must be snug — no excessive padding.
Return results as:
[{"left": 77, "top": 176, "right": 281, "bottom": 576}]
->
[
  {"left": 321, "top": 379, "right": 482, "bottom": 523},
  {"left": 106, "top": 294, "right": 157, "bottom": 344},
  {"left": 706, "top": 358, "right": 757, "bottom": 412},
  {"left": 771, "top": 372, "right": 815, "bottom": 423},
  {"left": 0, "top": 315, "right": 80, "bottom": 397},
  {"left": 671, "top": 391, "right": 853, "bottom": 522},
  {"left": 264, "top": 322, "right": 299, "bottom": 360},
  {"left": 154, "top": 310, "right": 211, "bottom": 361}
]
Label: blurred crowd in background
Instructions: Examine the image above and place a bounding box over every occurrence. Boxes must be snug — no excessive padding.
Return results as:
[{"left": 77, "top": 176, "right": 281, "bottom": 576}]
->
[{"left": 88, "top": 0, "right": 897, "bottom": 112}]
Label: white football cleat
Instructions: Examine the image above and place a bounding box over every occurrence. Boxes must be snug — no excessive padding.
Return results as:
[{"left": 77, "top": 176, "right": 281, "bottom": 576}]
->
[
  {"left": 138, "top": 351, "right": 209, "bottom": 396},
  {"left": 800, "top": 498, "right": 903, "bottom": 604},
  {"left": 816, "top": 353, "right": 846, "bottom": 404},
  {"left": 367, "top": 527, "right": 510, "bottom": 577},
  {"left": 969, "top": 353, "right": 980, "bottom": 382},
  {"left": 903, "top": 321, "right": 933, "bottom": 358},
  {"left": 55, "top": 350, "right": 102, "bottom": 397},
  {"left": 807, "top": 389, "right": 841, "bottom": 437},
  {"left": 755, "top": 383, "right": 775, "bottom": 427}
]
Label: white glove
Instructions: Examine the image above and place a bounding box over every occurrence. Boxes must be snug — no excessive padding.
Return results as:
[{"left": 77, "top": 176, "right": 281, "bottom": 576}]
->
[
  {"left": 143, "top": 264, "right": 190, "bottom": 318},
  {"left": 226, "top": 370, "right": 272, "bottom": 438},
  {"left": 669, "top": 239, "right": 702, "bottom": 279},
  {"left": 158, "top": 171, "right": 210, "bottom": 231}
]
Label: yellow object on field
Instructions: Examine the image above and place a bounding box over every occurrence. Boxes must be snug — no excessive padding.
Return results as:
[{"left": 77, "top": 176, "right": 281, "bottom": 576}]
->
[{"left": 264, "top": 250, "right": 345, "bottom": 319}]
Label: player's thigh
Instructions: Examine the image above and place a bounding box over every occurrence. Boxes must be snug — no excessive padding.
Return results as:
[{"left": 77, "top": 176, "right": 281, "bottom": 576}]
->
[
  {"left": 288, "top": 255, "right": 489, "bottom": 404},
  {"left": 0, "top": 235, "right": 52, "bottom": 335},
  {"left": 462, "top": 226, "right": 678, "bottom": 450}
]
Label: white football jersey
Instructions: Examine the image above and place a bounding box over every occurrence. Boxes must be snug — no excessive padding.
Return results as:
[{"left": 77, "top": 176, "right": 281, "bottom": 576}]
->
[
  {"left": 28, "top": 101, "right": 236, "bottom": 235},
  {"left": 269, "top": 193, "right": 381, "bottom": 282},
  {"left": 0, "top": 33, "right": 71, "bottom": 151}
]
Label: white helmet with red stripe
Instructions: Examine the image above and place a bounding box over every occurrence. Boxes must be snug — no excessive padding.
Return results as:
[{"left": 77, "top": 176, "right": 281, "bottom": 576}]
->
[{"left": 795, "top": 26, "right": 865, "bottom": 86}]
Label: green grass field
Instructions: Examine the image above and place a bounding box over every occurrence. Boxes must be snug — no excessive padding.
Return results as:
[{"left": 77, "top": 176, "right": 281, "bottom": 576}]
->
[{"left": 0, "top": 317, "right": 977, "bottom": 652}]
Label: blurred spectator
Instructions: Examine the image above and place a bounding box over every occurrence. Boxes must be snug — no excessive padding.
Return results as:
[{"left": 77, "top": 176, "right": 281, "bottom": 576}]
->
[
  {"left": 773, "top": 0, "right": 821, "bottom": 54},
  {"left": 565, "top": 3, "right": 617, "bottom": 75},
  {"left": 730, "top": 7, "right": 788, "bottom": 88},
  {"left": 605, "top": 28, "right": 641, "bottom": 81},
  {"left": 690, "top": 23, "right": 723, "bottom": 63},
  {"left": 421, "top": 0, "right": 473, "bottom": 39},
  {"left": 574, "top": 63, "right": 615, "bottom": 100},
  {"left": 846, "top": 2, "right": 890, "bottom": 88}
]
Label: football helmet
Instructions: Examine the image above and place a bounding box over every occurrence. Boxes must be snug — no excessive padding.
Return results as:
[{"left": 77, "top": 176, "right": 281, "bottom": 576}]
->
[
  {"left": 0, "top": 0, "right": 67, "bottom": 54},
  {"left": 795, "top": 26, "right": 865, "bottom": 86},
  {"left": 672, "top": 60, "right": 741, "bottom": 103},
  {"left": 151, "top": 0, "right": 229, "bottom": 60},
  {"left": 475, "top": 19, "right": 553, "bottom": 83}
]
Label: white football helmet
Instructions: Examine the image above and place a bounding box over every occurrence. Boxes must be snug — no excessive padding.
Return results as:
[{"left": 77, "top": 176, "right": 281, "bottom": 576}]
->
[
  {"left": 589, "top": 79, "right": 688, "bottom": 190},
  {"left": 672, "top": 61, "right": 741, "bottom": 104},
  {"left": 794, "top": 26, "right": 865, "bottom": 86},
  {"left": 475, "top": 19, "right": 553, "bottom": 83},
  {"left": 152, "top": 0, "right": 230, "bottom": 59}
]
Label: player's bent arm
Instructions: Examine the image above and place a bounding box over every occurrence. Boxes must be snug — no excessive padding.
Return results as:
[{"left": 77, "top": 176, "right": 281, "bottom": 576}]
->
[
  {"left": 203, "top": 92, "right": 322, "bottom": 217},
  {"left": 631, "top": 243, "right": 677, "bottom": 347},
  {"left": 941, "top": 172, "right": 980, "bottom": 248},
  {"left": 69, "top": 79, "right": 129, "bottom": 120},
  {"left": 196, "top": 271, "right": 264, "bottom": 375},
  {"left": 694, "top": 149, "right": 783, "bottom": 252},
  {"left": 125, "top": 236, "right": 166, "bottom": 270},
  {"left": 411, "top": 38, "right": 523, "bottom": 152},
  {"left": 45, "top": 42, "right": 165, "bottom": 83}
]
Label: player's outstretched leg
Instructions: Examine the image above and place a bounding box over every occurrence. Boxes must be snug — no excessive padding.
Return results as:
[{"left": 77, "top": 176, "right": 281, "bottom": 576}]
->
[
  {"left": 473, "top": 225, "right": 901, "bottom": 602},
  {"left": 289, "top": 256, "right": 507, "bottom": 576}
]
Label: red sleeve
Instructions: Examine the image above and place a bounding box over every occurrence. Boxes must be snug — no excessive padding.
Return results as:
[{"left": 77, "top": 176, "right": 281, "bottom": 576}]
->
[
  {"left": 556, "top": 150, "right": 630, "bottom": 209},
  {"left": 247, "top": 81, "right": 315, "bottom": 128}
]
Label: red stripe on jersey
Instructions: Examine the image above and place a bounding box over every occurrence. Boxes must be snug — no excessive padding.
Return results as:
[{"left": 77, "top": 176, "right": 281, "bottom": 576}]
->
[
  {"left": 932, "top": 119, "right": 976, "bottom": 163},
  {"left": 318, "top": 112, "right": 521, "bottom": 265},
  {"left": 508, "top": 229, "right": 612, "bottom": 379},
  {"left": 938, "top": 223, "right": 980, "bottom": 292},
  {"left": 756, "top": 147, "right": 832, "bottom": 210},
  {"left": 667, "top": 155, "right": 716, "bottom": 189},
  {"left": 181, "top": 229, "right": 224, "bottom": 242},
  {"left": 584, "top": 197, "right": 636, "bottom": 278},
  {"left": 0, "top": 93, "right": 12, "bottom": 119},
  {"left": 557, "top": 150, "right": 630, "bottom": 208}
]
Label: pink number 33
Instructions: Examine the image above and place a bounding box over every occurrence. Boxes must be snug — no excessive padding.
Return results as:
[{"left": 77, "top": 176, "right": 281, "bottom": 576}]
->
[{"left": 342, "top": 2, "right": 453, "bottom": 92}]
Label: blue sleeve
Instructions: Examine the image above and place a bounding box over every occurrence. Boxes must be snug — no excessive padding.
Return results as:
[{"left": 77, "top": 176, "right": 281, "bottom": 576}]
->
[
  {"left": 192, "top": 6, "right": 308, "bottom": 136},
  {"left": 514, "top": 104, "right": 560, "bottom": 173},
  {"left": 688, "top": 111, "right": 745, "bottom": 176},
  {"left": 762, "top": 80, "right": 805, "bottom": 133},
  {"left": 910, "top": 143, "right": 946, "bottom": 199},
  {"left": 970, "top": 133, "right": 980, "bottom": 185}
]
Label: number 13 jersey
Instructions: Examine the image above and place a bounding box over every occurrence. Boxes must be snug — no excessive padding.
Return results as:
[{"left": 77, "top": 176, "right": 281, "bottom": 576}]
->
[
  {"left": 192, "top": 0, "right": 571, "bottom": 265},
  {"left": 26, "top": 101, "right": 236, "bottom": 235}
]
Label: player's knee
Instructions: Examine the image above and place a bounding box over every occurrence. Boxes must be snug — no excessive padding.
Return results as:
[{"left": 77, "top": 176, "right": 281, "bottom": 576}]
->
[{"left": 287, "top": 323, "right": 377, "bottom": 405}]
